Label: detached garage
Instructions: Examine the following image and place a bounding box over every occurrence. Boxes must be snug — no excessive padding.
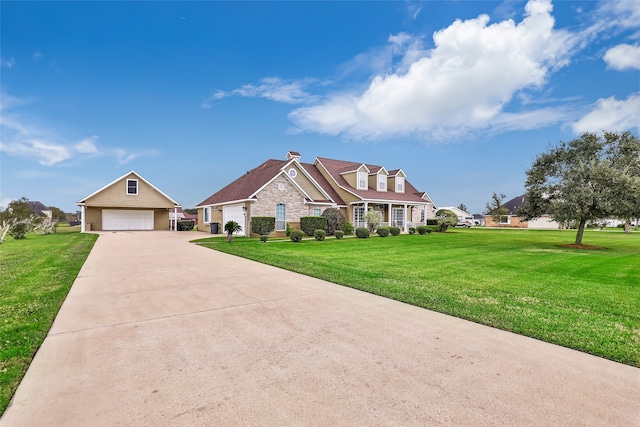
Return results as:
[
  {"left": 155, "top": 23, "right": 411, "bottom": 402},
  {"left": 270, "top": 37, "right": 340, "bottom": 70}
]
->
[{"left": 77, "top": 171, "right": 181, "bottom": 232}]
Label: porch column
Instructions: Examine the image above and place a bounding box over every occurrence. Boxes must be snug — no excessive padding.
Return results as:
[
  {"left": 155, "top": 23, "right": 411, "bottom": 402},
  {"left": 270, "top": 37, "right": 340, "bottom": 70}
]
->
[
  {"left": 403, "top": 204, "right": 408, "bottom": 232},
  {"left": 388, "top": 203, "right": 392, "bottom": 225},
  {"left": 81, "top": 205, "right": 86, "bottom": 233},
  {"left": 174, "top": 207, "right": 178, "bottom": 231},
  {"left": 363, "top": 202, "right": 368, "bottom": 228}
]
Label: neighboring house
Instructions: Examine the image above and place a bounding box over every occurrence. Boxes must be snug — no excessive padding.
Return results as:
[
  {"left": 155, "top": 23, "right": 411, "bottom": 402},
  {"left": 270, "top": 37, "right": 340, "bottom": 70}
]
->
[
  {"left": 27, "top": 201, "right": 52, "bottom": 218},
  {"left": 77, "top": 171, "right": 181, "bottom": 232},
  {"left": 484, "top": 194, "right": 561, "bottom": 229},
  {"left": 439, "top": 206, "right": 474, "bottom": 226},
  {"left": 196, "top": 151, "right": 437, "bottom": 236}
]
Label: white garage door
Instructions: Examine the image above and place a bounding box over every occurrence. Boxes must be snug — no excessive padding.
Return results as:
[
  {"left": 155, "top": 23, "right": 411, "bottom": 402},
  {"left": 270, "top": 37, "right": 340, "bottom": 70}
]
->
[
  {"left": 103, "top": 209, "right": 154, "bottom": 231},
  {"left": 223, "top": 204, "right": 245, "bottom": 236}
]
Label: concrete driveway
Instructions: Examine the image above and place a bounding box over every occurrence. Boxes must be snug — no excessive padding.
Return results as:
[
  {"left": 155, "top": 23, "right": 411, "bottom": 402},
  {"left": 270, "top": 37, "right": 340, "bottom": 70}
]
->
[{"left": 2, "top": 231, "right": 639, "bottom": 426}]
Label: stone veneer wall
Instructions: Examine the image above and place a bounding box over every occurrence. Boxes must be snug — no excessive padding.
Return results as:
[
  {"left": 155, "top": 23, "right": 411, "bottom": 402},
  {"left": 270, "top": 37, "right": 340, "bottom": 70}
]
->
[{"left": 252, "top": 177, "right": 309, "bottom": 225}]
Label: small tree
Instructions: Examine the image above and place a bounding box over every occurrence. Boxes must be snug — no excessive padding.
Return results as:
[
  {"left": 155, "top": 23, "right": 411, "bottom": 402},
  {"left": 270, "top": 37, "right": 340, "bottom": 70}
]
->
[
  {"left": 223, "top": 220, "right": 242, "bottom": 243},
  {"left": 457, "top": 203, "right": 468, "bottom": 212},
  {"left": 321, "top": 208, "right": 345, "bottom": 235},
  {"left": 364, "top": 210, "right": 381, "bottom": 232},
  {"left": 0, "top": 197, "right": 37, "bottom": 241},
  {"left": 485, "top": 192, "right": 509, "bottom": 227},
  {"left": 435, "top": 209, "right": 457, "bottom": 232}
]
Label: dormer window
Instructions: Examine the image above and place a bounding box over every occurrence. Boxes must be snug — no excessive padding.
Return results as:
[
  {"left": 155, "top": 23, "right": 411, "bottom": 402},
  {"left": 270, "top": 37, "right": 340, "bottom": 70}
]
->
[
  {"left": 396, "top": 176, "right": 405, "bottom": 193},
  {"left": 357, "top": 171, "right": 367, "bottom": 190},
  {"left": 377, "top": 174, "right": 386, "bottom": 191},
  {"left": 126, "top": 179, "right": 138, "bottom": 195}
]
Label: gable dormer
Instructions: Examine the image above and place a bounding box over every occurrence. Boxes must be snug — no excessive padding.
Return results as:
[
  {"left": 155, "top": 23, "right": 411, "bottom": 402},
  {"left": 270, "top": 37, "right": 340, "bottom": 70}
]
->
[
  {"left": 340, "top": 164, "right": 370, "bottom": 190},
  {"left": 368, "top": 166, "right": 388, "bottom": 192},
  {"left": 389, "top": 169, "right": 406, "bottom": 193}
]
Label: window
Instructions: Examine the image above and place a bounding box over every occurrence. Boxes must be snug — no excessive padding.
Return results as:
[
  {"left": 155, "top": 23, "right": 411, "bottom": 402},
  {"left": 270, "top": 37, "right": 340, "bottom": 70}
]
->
[
  {"left": 354, "top": 206, "right": 364, "bottom": 227},
  {"left": 395, "top": 176, "right": 404, "bottom": 193},
  {"left": 500, "top": 215, "right": 510, "bottom": 224},
  {"left": 204, "top": 207, "right": 210, "bottom": 223},
  {"left": 126, "top": 179, "right": 138, "bottom": 195},
  {"left": 313, "top": 208, "right": 322, "bottom": 216},
  {"left": 276, "top": 203, "right": 286, "bottom": 231},
  {"left": 288, "top": 168, "right": 297, "bottom": 178},
  {"left": 358, "top": 172, "right": 367, "bottom": 190},
  {"left": 392, "top": 208, "right": 404, "bottom": 228},
  {"left": 377, "top": 174, "right": 386, "bottom": 191}
]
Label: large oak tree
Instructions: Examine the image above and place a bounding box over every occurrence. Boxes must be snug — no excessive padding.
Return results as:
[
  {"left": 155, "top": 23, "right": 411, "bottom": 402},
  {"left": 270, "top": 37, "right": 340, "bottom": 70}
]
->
[{"left": 519, "top": 132, "right": 640, "bottom": 245}]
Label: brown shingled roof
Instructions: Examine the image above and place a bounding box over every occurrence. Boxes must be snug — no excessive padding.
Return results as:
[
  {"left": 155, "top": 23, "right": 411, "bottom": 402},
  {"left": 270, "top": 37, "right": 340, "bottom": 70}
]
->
[
  {"left": 196, "top": 159, "right": 288, "bottom": 206},
  {"left": 315, "top": 157, "right": 426, "bottom": 203}
]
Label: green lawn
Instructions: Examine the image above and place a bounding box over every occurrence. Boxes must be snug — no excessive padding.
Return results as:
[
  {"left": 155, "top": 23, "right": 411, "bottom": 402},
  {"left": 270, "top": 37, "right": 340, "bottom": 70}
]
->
[
  {"left": 197, "top": 228, "right": 640, "bottom": 367},
  {"left": 0, "top": 228, "right": 97, "bottom": 415}
]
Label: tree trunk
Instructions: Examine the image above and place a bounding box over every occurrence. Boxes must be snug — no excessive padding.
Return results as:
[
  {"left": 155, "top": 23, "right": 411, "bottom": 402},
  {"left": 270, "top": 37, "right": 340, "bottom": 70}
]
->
[
  {"left": 624, "top": 220, "right": 631, "bottom": 234},
  {"left": 574, "top": 219, "right": 587, "bottom": 245}
]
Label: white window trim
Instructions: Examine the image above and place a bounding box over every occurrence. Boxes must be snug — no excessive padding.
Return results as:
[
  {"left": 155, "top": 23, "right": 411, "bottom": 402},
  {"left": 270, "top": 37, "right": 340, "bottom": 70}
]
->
[
  {"left": 204, "top": 207, "right": 210, "bottom": 223},
  {"left": 395, "top": 176, "right": 405, "bottom": 193},
  {"left": 288, "top": 168, "right": 297, "bottom": 178},
  {"left": 357, "top": 171, "right": 367, "bottom": 190},
  {"left": 126, "top": 179, "right": 138, "bottom": 195},
  {"left": 276, "top": 203, "right": 286, "bottom": 231},
  {"left": 377, "top": 174, "right": 387, "bottom": 191},
  {"left": 500, "top": 215, "right": 511, "bottom": 224},
  {"left": 313, "top": 208, "right": 322, "bottom": 216}
]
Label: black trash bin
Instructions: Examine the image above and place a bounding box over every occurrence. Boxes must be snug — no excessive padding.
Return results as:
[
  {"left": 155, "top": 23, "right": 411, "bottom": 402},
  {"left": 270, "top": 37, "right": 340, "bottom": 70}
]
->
[{"left": 210, "top": 222, "right": 220, "bottom": 234}]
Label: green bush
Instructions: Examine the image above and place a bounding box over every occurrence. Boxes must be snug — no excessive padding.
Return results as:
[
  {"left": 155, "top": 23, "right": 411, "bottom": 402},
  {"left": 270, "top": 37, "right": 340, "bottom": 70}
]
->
[
  {"left": 408, "top": 227, "right": 416, "bottom": 235},
  {"left": 260, "top": 235, "right": 269, "bottom": 242},
  {"left": 300, "top": 216, "right": 327, "bottom": 236},
  {"left": 377, "top": 227, "right": 390, "bottom": 237},
  {"left": 427, "top": 228, "right": 433, "bottom": 234},
  {"left": 343, "top": 221, "right": 354, "bottom": 235},
  {"left": 321, "top": 208, "right": 345, "bottom": 235},
  {"left": 9, "top": 222, "right": 29, "bottom": 239},
  {"left": 335, "top": 230, "right": 344, "bottom": 240},
  {"left": 417, "top": 225, "right": 429, "bottom": 235},
  {"left": 285, "top": 223, "right": 293, "bottom": 237},
  {"left": 389, "top": 226, "right": 401, "bottom": 236},
  {"left": 176, "top": 220, "right": 195, "bottom": 231},
  {"left": 355, "top": 227, "right": 370, "bottom": 238},
  {"left": 290, "top": 230, "right": 304, "bottom": 242},
  {"left": 314, "top": 229, "right": 326, "bottom": 241},
  {"left": 435, "top": 209, "right": 458, "bottom": 232},
  {"left": 251, "top": 216, "right": 275, "bottom": 235}
]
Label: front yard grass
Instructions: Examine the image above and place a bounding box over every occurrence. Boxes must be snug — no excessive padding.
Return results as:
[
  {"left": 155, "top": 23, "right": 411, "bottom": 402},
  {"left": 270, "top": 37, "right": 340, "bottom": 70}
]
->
[
  {"left": 0, "top": 230, "right": 97, "bottom": 415},
  {"left": 197, "top": 228, "right": 640, "bottom": 367}
]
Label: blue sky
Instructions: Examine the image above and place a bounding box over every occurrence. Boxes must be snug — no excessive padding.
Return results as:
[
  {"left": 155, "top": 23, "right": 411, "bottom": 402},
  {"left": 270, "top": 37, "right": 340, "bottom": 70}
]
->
[{"left": 1, "top": 0, "right": 639, "bottom": 215}]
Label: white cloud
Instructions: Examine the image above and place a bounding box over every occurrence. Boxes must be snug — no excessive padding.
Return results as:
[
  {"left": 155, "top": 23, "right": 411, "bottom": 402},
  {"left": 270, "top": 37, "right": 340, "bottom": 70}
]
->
[
  {"left": 1, "top": 57, "right": 15, "bottom": 68},
  {"left": 202, "top": 77, "right": 316, "bottom": 108},
  {"left": 604, "top": 44, "right": 640, "bottom": 70},
  {"left": 572, "top": 93, "right": 640, "bottom": 133},
  {"left": 74, "top": 136, "right": 100, "bottom": 154},
  {"left": 0, "top": 93, "right": 157, "bottom": 166},
  {"left": 599, "top": 0, "right": 640, "bottom": 34},
  {"left": 289, "top": 0, "right": 579, "bottom": 140}
]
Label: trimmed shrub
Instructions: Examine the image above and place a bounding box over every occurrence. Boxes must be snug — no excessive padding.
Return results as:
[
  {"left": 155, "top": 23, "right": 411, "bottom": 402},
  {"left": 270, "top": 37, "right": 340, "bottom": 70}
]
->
[
  {"left": 314, "top": 229, "right": 326, "bottom": 241},
  {"left": 260, "top": 235, "right": 269, "bottom": 242},
  {"left": 251, "top": 216, "right": 275, "bottom": 236},
  {"left": 290, "top": 230, "right": 304, "bottom": 242},
  {"left": 285, "top": 223, "right": 293, "bottom": 237},
  {"left": 343, "top": 221, "right": 354, "bottom": 235},
  {"left": 355, "top": 227, "right": 370, "bottom": 238},
  {"left": 377, "top": 227, "right": 390, "bottom": 237},
  {"left": 426, "top": 227, "right": 434, "bottom": 234},
  {"left": 335, "top": 230, "right": 344, "bottom": 240},
  {"left": 176, "top": 220, "right": 195, "bottom": 231},
  {"left": 408, "top": 227, "right": 416, "bottom": 235},
  {"left": 389, "top": 226, "right": 401, "bottom": 236},
  {"left": 417, "top": 225, "right": 429, "bottom": 235},
  {"left": 300, "top": 216, "right": 327, "bottom": 236},
  {"left": 321, "top": 208, "right": 345, "bottom": 235}
]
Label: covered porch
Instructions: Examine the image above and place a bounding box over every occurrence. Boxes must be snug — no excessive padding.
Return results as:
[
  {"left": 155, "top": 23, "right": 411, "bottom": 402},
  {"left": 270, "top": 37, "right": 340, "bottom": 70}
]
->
[{"left": 351, "top": 201, "right": 431, "bottom": 232}]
